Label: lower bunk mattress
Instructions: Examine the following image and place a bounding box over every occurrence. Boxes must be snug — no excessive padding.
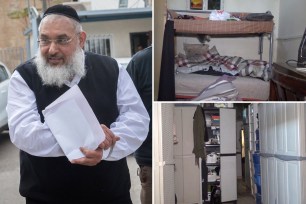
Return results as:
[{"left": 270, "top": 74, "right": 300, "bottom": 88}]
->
[{"left": 175, "top": 73, "right": 270, "bottom": 101}]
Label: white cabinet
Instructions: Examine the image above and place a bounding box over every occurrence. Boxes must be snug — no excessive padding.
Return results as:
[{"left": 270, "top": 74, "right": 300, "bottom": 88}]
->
[
  {"left": 174, "top": 106, "right": 198, "bottom": 156},
  {"left": 174, "top": 106, "right": 201, "bottom": 204},
  {"left": 174, "top": 106, "right": 237, "bottom": 204},
  {"left": 219, "top": 108, "right": 237, "bottom": 202},
  {"left": 203, "top": 107, "right": 237, "bottom": 203},
  {"left": 220, "top": 108, "right": 236, "bottom": 154},
  {"left": 259, "top": 103, "right": 306, "bottom": 157},
  {"left": 220, "top": 156, "right": 237, "bottom": 202},
  {"left": 261, "top": 157, "right": 276, "bottom": 204},
  {"left": 174, "top": 156, "right": 202, "bottom": 203},
  {"left": 259, "top": 103, "right": 306, "bottom": 204}
]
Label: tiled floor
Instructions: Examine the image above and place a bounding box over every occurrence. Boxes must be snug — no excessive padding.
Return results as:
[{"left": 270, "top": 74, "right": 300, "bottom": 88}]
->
[{"left": 237, "top": 179, "right": 256, "bottom": 204}]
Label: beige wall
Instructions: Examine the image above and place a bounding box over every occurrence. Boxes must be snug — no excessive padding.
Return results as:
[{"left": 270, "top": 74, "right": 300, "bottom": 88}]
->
[
  {"left": 0, "top": 1, "right": 43, "bottom": 71},
  {"left": 276, "top": 0, "right": 306, "bottom": 63},
  {"left": 0, "top": 0, "right": 33, "bottom": 49},
  {"left": 82, "top": 18, "right": 152, "bottom": 58}
]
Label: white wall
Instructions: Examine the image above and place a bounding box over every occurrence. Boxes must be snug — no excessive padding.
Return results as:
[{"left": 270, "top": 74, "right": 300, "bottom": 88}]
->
[
  {"left": 167, "top": 0, "right": 189, "bottom": 10},
  {"left": 276, "top": 0, "right": 306, "bottom": 63},
  {"left": 224, "top": 0, "right": 278, "bottom": 13},
  {"left": 79, "top": 0, "right": 145, "bottom": 10},
  {"left": 166, "top": 0, "right": 277, "bottom": 12},
  {"left": 82, "top": 18, "right": 151, "bottom": 58},
  {"left": 224, "top": 0, "right": 280, "bottom": 61}
]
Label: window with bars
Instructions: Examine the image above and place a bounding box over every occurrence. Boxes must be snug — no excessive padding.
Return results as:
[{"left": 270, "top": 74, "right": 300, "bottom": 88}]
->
[
  {"left": 85, "top": 35, "right": 112, "bottom": 56},
  {"left": 119, "top": 0, "right": 128, "bottom": 8}
]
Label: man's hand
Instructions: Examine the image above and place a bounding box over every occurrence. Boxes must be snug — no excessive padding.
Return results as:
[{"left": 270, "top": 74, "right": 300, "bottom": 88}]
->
[
  {"left": 98, "top": 124, "right": 120, "bottom": 150},
  {"left": 71, "top": 147, "right": 103, "bottom": 166},
  {"left": 70, "top": 124, "right": 120, "bottom": 166}
]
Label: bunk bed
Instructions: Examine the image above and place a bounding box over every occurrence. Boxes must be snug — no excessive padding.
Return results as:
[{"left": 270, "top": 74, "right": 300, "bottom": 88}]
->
[{"left": 158, "top": 11, "right": 274, "bottom": 101}]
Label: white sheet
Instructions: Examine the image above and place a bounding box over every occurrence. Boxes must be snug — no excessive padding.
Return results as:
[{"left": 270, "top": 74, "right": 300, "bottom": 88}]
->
[{"left": 42, "top": 85, "right": 105, "bottom": 161}]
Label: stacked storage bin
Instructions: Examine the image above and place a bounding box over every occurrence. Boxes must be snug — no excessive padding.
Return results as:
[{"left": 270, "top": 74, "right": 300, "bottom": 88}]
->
[
  {"left": 259, "top": 103, "right": 306, "bottom": 204},
  {"left": 253, "top": 152, "right": 261, "bottom": 204},
  {"left": 254, "top": 128, "right": 261, "bottom": 203},
  {"left": 255, "top": 128, "right": 260, "bottom": 152}
]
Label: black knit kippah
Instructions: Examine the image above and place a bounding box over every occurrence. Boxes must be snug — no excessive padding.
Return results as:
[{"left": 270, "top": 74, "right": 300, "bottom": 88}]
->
[{"left": 43, "top": 4, "right": 80, "bottom": 22}]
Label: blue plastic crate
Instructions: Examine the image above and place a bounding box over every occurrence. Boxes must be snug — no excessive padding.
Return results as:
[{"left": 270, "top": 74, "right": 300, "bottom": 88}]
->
[
  {"left": 256, "top": 129, "right": 260, "bottom": 140},
  {"left": 256, "top": 183, "right": 261, "bottom": 194},
  {"left": 256, "top": 142, "right": 260, "bottom": 151},
  {"left": 253, "top": 152, "right": 260, "bottom": 164},
  {"left": 256, "top": 193, "right": 261, "bottom": 204},
  {"left": 254, "top": 163, "right": 261, "bottom": 175},
  {"left": 254, "top": 175, "right": 261, "bottom": 186}
]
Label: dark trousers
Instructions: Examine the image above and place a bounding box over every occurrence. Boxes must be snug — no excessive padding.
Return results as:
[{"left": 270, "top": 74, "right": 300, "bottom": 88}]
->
[
  {"left": 26, "top": 194, "right": 132, "bottom": 204},
  {"left": 138, "top": 165, "right": 152, "bottom": 204}
]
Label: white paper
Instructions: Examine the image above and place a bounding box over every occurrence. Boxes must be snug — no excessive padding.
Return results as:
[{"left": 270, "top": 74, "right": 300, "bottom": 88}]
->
[{"left": 42, "top": 85, "right": 105, "bottom": 161}]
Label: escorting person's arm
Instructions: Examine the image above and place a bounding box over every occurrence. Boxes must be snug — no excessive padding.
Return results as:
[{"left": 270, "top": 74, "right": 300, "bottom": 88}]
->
[{"left": 105, "top": 67, "right": 150, "bottom": 160}]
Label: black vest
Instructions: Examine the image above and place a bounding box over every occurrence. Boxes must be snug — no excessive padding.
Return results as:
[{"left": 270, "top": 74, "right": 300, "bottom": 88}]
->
[{"left": 16, "top": 52, "right": 131, "bottom": 203}]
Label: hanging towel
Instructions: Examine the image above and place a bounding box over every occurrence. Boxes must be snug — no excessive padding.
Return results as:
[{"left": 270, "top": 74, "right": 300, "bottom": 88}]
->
[
  {"left": 158, "top": 20, "right": 175, "bottom": 101},
  {"left": 193, "top": 105, "right": 207, "bottom": 165}
]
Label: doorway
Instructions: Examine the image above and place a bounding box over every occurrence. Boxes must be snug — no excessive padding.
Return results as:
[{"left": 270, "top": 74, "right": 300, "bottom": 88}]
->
[{"left": 130, "top": 31, "right": 151, "bottom": 55}]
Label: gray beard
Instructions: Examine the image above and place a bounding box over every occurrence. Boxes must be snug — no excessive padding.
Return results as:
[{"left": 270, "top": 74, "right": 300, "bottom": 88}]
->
[{"left": 34, "top": 48, "right": 86, "bottom": 87}]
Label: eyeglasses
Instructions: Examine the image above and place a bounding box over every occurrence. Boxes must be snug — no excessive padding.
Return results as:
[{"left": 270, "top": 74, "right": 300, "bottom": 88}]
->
[{"left": 38, "top": 33, "right": 79, "bottom": 46}]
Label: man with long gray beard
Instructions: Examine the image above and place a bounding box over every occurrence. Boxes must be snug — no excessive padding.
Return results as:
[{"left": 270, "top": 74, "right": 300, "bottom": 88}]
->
[{"left": 6, "top": 4, "right": 149, "bottom": 204}]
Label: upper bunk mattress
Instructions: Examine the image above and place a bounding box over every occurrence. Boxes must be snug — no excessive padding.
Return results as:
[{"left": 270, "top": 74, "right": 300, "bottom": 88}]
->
[{"left": 173, "top": 18, "right": 274, "bottom": 35}]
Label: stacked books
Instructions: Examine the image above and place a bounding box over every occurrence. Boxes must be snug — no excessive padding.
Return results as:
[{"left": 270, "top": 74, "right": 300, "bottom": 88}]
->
[{"left": 211, "top": 115, "right": 220, "bottom": 126}]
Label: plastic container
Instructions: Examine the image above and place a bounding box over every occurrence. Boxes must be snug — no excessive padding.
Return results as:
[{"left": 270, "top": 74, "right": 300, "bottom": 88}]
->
[
  {"left": 256, "top": 141, "right": 260, "bottom": 151},
  {"left": 254, "top": 163, "right": 261, "bottom": 175},
  {"left": 253, "top": 152, "right": 260, "bottom": 164},
  {"left": 255, "top": 128, "right": 260, "bottom": 140},
  {"left": 254, "top": 175, "right": 261, "bottom": 186},
  {"left": 256, "top": 184, "right": 261, "bottom": 194},
  {"left": 256, "top": 193, "right": 261, "bottom": 204}
]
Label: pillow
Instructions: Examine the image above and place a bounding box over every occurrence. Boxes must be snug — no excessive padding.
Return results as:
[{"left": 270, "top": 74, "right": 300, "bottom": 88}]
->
[
  {"left": 202, "top": 46, "right": 220, "bottom": 61},
  {"left": 184, "top": 43, "right": 209, "bottom": 58},
  {"left": 185, "top": 45, "right": 220, "bottom": 64},
  {"left": 175, "top": 53, "right": 188, "bottom": 67}
]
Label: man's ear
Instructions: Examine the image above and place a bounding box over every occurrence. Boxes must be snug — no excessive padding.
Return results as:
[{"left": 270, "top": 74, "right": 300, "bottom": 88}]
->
[{"left": 79, "top": 31, "right": 87, "bottom": 49}]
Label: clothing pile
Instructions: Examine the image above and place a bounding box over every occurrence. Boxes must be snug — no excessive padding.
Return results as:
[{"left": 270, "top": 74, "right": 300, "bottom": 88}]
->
[{"left": 191, "top": 75, "right": 239, "bottom": 101}]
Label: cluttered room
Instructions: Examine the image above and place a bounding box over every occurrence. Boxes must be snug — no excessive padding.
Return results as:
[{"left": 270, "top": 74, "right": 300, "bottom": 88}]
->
[
  {"left": 153, "top": 102, "right": 306, "bottom": 204},
  {"left": 155, "top": 0, "right": 306, "bottom": 101}
]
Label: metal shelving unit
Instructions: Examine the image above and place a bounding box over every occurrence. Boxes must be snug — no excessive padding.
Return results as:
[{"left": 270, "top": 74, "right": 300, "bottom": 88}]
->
[{"left": 202, "top": 107, "right": 237, "bottom": 204}]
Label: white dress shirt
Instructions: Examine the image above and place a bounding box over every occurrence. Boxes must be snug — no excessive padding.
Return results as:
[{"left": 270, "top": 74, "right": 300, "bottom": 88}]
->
[{"left": 6, "top": 67, "right": 150, "bottom": 161}]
